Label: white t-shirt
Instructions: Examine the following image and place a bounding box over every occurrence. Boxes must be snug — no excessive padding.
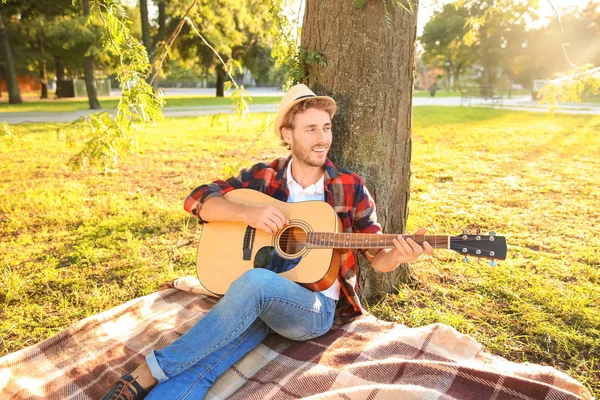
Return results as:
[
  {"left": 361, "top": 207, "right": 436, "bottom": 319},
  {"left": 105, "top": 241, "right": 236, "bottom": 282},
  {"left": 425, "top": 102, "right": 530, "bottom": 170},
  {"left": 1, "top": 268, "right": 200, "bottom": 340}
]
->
[{"left": 286, "top": 159, "right": 341, "bottom": 300}]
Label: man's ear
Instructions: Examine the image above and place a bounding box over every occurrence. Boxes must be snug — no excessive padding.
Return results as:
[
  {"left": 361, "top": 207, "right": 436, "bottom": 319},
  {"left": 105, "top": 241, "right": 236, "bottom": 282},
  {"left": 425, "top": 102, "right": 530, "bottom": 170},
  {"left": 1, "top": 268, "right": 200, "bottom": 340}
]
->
[{"left": 281, "top": 127, "right": 292, "bottom": 145}]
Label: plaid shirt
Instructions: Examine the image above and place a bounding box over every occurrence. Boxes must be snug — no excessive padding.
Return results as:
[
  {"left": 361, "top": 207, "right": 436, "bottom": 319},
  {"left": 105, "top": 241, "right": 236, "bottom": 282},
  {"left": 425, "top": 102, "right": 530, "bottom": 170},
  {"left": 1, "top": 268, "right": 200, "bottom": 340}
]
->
[{"left": 184, "top": 156, "right": 382, "bottom": 324}]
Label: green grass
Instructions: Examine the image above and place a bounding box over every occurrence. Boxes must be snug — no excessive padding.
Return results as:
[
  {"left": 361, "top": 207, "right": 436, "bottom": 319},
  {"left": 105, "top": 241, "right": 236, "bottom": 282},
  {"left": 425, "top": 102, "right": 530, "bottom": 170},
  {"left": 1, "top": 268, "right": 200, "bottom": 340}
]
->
[
  {"left": 0, "top": 94, "right": 283, "bottom": 113},
  {"left": 1, "top": 107, "right": 598, "bottom": 397}
]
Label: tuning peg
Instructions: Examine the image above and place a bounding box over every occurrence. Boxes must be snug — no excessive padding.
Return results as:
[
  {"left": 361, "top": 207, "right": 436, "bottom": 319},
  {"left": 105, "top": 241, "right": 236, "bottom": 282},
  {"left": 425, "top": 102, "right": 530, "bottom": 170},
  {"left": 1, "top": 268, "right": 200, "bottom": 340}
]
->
[
  {"left": 463, "top": 256, "right": 470, "bottom": 263},
  {"left": 477, "top": 257, "right": 481, "bottom": 264},
  {"left": 476, "top": 228, "right": 482, "bottom": 235},
  {"left": 488, "top": 231, "right": 497, "bottom": 236},
  {"left": 489, "top": 260, "right": 497, "bottom": 267}
]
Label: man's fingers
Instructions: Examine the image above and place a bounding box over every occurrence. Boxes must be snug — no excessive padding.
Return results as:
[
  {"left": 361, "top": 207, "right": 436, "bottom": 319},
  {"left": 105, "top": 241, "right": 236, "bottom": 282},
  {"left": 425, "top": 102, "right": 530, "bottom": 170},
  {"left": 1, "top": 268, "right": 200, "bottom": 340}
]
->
[
  {"left": 406, "top": 238, "right": 424, "bottom": 255},
  {"left": 260, "top": 219, "right": 277, "bottom": 234},
  {"left": 423, "top": 241, "right": 434, "bottom": 256},
  {"left": 394, "top": 235, "right": 412, "bottom": 254},
  {"left": 270, "top": 210, "right": 288, "bottom": 228},
  {"left": 414, "top": 227, "right": 427, "bottom": 235},
  {"left": 268, "top": 216, "right": 284, "bottom": 232}
]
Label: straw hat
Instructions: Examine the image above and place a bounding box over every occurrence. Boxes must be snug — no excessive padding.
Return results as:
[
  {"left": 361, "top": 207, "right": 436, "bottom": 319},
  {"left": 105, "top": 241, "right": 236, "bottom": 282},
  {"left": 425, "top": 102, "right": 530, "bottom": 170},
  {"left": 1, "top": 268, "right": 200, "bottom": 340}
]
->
[{"left": 274, "top": 84, "right": 336, "bottom": 139}]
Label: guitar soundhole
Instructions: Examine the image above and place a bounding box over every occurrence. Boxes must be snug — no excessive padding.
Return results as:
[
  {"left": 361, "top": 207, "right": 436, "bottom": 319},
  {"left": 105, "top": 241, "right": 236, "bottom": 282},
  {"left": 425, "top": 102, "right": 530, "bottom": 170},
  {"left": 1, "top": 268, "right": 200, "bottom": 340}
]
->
[
  {"left": 278, "top": 226, "right": 307, "bottom": 256},
  {"left": 252, "top": 224, "right": 310, "bottom": 274}
]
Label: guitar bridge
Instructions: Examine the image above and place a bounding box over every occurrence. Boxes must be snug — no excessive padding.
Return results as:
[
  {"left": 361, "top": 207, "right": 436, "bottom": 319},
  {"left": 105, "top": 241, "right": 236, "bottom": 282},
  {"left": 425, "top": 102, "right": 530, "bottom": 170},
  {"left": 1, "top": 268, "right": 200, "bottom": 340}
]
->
[{"left": 243, "top": 226, "right": 256, "bottom": 261}]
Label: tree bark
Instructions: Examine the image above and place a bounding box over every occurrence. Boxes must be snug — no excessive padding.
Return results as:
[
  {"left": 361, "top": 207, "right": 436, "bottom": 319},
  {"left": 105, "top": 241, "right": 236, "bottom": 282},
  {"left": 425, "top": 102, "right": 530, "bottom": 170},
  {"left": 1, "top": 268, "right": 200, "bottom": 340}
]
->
[
  {"left": 157, "top": 0, "right": 167, "bottom": 46},
  {"left": 301, "top": 0, "right": 419, "bottom": 303},
  {"left": 216, "top": 63, "right": 225, "bottom": 97},
  {"left": 151, "top": 0, "right": 167, "bottom": 90},
  {"left": 0, "top": 13, "right": 23, "bottom": 104},
  {"left": 140, "top": 0, "right": 152, "bottom": 52},
  {"left": 54, "top": 56, "right": 67, "bottom": 98},
  {"left": 55, "top": 56, "right": 65, "bottom": 81},
  {"left": 480, "top": 26, "right": 492, "bottom": 87},
  {"left": 82, "top": 0, "right": 101, "bottom": 109},
  {"left": 453, "top": 65, "right": 462, "bottom": 91},
  {"left": 139, "top": 0, "right": 154, "bottom": 78},
  {"left": 140, "top": 0, "right": 159, "bottom": 90},
  {"left": 39, "top": 37, "right": 48, "bottom": 99}
]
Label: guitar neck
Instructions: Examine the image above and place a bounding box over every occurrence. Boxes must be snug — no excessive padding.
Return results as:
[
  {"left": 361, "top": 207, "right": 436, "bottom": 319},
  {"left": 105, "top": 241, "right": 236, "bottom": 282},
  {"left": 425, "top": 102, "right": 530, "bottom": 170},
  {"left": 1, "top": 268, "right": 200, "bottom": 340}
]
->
[{"left": 307, "top": 233, "right": 450, "bottom": 250}]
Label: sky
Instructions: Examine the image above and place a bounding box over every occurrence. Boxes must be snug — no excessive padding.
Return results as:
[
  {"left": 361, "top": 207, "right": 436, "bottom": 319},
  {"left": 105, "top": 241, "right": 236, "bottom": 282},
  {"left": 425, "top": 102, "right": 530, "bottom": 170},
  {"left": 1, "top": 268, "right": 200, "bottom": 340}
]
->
[{"left": 417, "top": 0, "right": 595, "bottom": 35}]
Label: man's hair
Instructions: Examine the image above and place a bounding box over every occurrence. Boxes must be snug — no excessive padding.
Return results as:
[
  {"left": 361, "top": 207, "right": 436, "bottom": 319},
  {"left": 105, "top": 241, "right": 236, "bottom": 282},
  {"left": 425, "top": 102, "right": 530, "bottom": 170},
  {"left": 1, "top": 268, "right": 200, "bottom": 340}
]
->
[{"left": 279, "top": 98, "right": 336, "bottom": 148}]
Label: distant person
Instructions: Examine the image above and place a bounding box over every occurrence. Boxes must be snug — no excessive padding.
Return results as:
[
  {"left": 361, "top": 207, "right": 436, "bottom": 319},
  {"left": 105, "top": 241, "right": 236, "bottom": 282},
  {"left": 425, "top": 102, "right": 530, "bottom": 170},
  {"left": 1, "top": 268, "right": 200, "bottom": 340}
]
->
[{"left": 429, "top": 82, "right": 439, "bottom": 97}]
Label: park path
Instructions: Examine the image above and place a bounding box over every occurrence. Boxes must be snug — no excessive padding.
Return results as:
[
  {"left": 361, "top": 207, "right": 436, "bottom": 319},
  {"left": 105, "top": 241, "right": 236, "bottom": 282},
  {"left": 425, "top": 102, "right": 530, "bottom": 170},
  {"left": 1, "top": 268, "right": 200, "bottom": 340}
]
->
[{"left": 2, "top": 93, "right": 600, "bottom": 124}]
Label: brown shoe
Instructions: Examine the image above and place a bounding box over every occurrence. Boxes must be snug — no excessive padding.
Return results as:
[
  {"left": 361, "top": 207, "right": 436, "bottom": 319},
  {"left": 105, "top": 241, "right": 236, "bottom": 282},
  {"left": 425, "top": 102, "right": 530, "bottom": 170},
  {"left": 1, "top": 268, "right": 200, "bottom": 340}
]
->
[{"left": 100, "top": 373, "right": 147, "bottom": 400}]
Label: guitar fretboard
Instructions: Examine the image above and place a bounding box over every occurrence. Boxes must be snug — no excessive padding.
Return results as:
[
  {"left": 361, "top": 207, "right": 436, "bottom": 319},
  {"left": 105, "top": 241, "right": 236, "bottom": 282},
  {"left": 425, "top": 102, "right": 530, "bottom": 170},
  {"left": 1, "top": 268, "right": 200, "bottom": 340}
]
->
[{"left": 306, "top": 233, "right": 450, "bottom": 249}]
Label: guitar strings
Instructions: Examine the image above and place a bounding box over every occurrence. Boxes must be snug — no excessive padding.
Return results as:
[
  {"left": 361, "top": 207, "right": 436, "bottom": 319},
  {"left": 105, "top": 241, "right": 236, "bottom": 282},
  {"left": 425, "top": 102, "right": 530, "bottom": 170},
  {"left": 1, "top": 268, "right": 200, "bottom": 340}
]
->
[{"left": 278, "top": 232, "right": 498, "bottom": 250}]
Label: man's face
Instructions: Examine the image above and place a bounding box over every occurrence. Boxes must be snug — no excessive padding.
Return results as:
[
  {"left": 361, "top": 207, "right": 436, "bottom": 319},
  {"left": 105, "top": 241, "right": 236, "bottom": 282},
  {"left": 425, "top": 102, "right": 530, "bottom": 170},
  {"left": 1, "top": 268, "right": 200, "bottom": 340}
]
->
[{"left": 283, "top": 108, "right": 332, "bottom": 168}]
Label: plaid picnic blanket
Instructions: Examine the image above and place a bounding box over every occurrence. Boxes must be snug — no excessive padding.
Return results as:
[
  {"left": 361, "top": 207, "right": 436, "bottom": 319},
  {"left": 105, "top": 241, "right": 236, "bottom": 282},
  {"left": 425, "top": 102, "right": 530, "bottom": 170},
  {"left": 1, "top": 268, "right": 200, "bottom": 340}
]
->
[{"left": 0, "top": 281, "right": 592, "bottom": 400}]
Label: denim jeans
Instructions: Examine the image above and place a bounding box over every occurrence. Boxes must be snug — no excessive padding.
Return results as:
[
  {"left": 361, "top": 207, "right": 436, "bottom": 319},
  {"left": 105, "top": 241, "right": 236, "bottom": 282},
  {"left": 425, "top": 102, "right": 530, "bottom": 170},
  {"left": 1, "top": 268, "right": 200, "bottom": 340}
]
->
[{"left": 145, "top": 268, "right": 337, "bottom": 399}]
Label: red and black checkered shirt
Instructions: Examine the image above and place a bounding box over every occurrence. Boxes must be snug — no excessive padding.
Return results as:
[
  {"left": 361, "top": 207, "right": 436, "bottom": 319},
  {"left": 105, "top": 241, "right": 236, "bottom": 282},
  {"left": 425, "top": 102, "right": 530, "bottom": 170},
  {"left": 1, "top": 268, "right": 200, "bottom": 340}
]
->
[{"left": 184, "top": 156, "right": 382, "bottom": 324}]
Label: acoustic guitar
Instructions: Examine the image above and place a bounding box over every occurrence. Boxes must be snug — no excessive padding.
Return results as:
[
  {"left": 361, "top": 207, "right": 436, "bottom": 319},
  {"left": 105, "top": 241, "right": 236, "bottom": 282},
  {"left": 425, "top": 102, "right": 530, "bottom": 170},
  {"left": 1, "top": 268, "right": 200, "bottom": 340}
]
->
[{"left": 196, "top": 189, "right": 507, "bottom": 295}]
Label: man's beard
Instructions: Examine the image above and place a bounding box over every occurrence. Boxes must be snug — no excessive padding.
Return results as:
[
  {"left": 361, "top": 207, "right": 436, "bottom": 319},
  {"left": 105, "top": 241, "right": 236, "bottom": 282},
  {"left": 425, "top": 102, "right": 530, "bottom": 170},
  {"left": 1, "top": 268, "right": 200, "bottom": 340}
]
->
[{"left": 290, "top": 139, "right": 328, "bottom": 168}]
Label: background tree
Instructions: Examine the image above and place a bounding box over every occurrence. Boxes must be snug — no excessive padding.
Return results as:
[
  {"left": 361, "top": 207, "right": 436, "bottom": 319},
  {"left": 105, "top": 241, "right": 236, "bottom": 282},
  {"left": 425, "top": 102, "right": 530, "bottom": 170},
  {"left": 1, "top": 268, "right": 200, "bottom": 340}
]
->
[
  {"left": 420, "top": 3, "right": 476, "bottom": 90},
  {"left": 164, "top": 0, "right": 275, "bottom": 96},
  {"left": 241, "top": 44, "right": 287, "bottom": 86},
  {"left": 0, "top": 12, "right": 23, "bottom": 104},
  {"left": 139, "top": 0, "right": 152, "bottom": 59},
  {"left": 500, "top": 20, "right": 529, "bottom": 95},
  {"left": 0, "top": 0, "right": 85, "bottom": 99},
  {"left": 301, "top": 0, "right": 419, "bottom": 302},
  {"left": 81, "top": 0, "right": 100, "bottom": 109}
]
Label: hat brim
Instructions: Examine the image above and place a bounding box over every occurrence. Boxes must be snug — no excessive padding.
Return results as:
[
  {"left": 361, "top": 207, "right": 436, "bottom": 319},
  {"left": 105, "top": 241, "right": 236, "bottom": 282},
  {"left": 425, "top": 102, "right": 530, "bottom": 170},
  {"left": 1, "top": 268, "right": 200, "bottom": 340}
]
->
[{"left": 274, "top": 95, "right": 336, "bottom": 138}]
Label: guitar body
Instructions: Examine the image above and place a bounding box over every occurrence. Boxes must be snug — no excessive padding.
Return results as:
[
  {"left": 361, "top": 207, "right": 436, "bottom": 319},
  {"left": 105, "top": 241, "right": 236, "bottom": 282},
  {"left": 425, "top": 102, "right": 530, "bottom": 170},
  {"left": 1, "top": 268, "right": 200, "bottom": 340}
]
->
[{"left": 196, "top": 189, "right": 343, "bottom": 295}]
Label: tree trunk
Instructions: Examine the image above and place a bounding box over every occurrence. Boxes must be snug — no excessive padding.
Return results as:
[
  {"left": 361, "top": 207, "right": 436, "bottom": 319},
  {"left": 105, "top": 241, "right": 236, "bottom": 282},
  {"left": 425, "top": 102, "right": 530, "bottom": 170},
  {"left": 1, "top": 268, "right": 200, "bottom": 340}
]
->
[
  {"left": 453, "top": 66, "right": 462, "bottom": 91},
  {"left": 82, "top": 0, "right": 101, "bottom": 109},
  {"left": 480, "top": 27, "right": 492, "bottom": 87},
  {"left": 0, "top": 13, "right": 23, "bottom": 104},
  {"left": 151, "top": 0, "right": 166, "bottom": 90},
  {"left": 140, "top": 0, "right": 156, "bottom": 88},
  {"left": 157, "top": 0, "right": 167, "bottom": 45},
  {"left": 54, "top": 56, "right": 66, "bottom": 98},
  {"left": 140, "top": 0, "right": 152, "bottom": 55},
  {"left": 39, "top": 37, "right": 48, "bottom": 99},
  {"left": 216, "top": 63, "right": 225, "bottom": 97},
  {"left": 55, "top": 56, "right": 65, "bottom": 81},
  {"left": 301, "top": 0, "right": 419, "bottom": 303}
]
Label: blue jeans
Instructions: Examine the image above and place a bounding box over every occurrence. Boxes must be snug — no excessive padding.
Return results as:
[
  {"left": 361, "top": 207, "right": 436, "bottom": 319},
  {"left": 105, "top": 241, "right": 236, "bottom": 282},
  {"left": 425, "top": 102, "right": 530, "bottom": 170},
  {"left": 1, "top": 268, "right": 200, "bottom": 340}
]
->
[{"left": 145, "top": 269, "right": 337, "bottom": 399}]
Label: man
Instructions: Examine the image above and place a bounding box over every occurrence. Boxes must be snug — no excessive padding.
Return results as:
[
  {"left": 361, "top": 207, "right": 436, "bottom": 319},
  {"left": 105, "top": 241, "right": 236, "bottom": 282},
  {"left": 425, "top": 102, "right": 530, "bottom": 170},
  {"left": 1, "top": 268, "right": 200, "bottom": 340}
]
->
[{"left": 102, "top": 84, "right": 433, "bottom": 399}]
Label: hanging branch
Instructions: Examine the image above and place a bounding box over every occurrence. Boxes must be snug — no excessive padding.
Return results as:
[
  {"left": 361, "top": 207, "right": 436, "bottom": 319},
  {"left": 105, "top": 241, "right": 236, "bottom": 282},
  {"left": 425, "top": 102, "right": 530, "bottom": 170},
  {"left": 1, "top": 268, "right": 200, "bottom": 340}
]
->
[
  {"left": 546, "top": 0, "right": 576, "bottom": 69},
  {"left": 149, "top": 0, "right": 198, "bottom": 86},
  {"left": 536, "top": 0, "right": 600, "bottom": 109},
  {"left": 184, "top": 17, "right": 250, "bottom": 118}
]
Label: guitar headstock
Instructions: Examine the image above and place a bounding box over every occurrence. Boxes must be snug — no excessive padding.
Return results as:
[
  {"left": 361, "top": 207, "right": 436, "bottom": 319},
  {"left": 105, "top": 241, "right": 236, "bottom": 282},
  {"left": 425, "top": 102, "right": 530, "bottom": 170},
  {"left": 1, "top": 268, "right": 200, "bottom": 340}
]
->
[{"left": 450, "top": 231, "right": 507, "bottom": 264}]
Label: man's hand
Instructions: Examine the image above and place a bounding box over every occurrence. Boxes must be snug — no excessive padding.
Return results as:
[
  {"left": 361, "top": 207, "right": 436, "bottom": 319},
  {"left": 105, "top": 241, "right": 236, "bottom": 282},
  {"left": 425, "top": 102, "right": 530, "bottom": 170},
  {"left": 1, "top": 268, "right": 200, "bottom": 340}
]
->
[
  {"left": 371, "top": 228, "right": 434, "bottom": 273},
  {"left": 245, "top": 205, "right": 289, "bottom": 234}
]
